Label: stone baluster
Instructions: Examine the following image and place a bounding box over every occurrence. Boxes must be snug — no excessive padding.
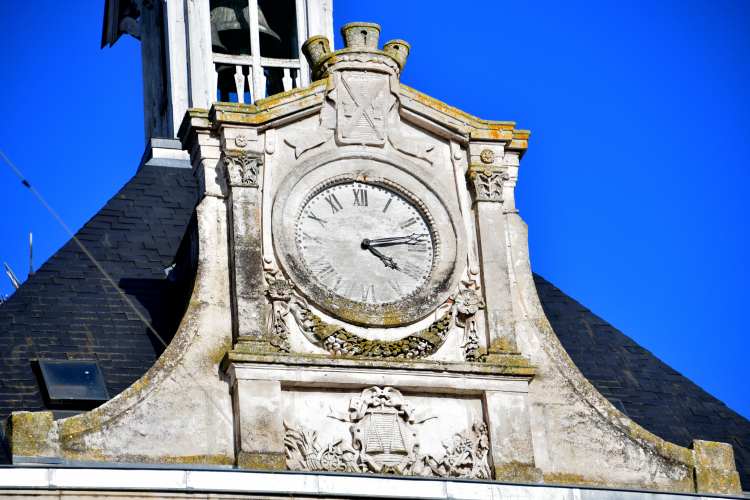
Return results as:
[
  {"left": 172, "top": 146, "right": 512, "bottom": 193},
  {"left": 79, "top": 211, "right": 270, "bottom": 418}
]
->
[
  {"left": 282, "top": 68, "right": 293, "bottom": 92},
  {"left": 466, "top": 150, "right": 519, "bottom": 358},
  {"left": 234, "top": 66, "right": 246, "bottom": 104}
]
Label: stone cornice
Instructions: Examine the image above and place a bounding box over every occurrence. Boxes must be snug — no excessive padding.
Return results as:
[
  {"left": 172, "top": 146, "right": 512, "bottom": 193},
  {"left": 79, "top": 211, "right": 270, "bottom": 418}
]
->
[
  {"left": 178, "top": 80, "right": 530, "bottom": 158},
  {"left": 223, "top": 351, "right": 536, "bottom": 378}
]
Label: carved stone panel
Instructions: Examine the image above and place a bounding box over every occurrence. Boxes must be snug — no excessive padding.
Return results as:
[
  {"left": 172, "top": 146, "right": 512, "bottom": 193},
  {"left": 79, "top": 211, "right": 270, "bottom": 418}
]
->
[
  {"left": 283, "top": 387, "right": 490, "bottom": 479},
  {"left": 336, "top": 71, "right": 389, "bottom": 146}
]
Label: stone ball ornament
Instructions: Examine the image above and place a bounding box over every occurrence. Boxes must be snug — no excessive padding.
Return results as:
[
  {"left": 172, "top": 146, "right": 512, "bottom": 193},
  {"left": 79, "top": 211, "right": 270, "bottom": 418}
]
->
[{"left": 273, "top": 151, "right": 467, "bottom": 327}]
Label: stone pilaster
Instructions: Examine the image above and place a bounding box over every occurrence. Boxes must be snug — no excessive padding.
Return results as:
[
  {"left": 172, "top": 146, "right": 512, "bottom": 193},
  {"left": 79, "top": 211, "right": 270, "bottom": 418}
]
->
[
  {"left": 223, "top": 148, "right": 271, "bottom": 352},
  {"left": 484, "top": 390, "right": 542, "bottom": 483},
  {"left": 233, "top": 379, "right": 286, "bottom": 470},
  {"left": 467, "top": 163, "right": 520, "bottom": 357}
]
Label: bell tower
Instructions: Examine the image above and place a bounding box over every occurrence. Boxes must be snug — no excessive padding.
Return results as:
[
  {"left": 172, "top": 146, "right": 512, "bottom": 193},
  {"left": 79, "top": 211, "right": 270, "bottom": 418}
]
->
[{"left": 102, "top": 0, "right": 334, "bottom": 143}]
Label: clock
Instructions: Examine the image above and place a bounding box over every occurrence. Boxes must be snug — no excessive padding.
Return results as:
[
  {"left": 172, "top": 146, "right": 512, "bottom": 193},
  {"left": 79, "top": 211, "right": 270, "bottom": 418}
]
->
[
  {"left": 273, "top": 152, "right": 465, "bottom": 327},
  {"left": 296, "top": 181, "right": 435, "bottom": 305}
]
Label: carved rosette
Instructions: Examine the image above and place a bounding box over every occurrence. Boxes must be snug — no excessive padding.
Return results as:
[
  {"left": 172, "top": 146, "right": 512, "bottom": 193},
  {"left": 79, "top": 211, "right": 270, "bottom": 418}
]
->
[
  {"left": 284, "top": 386, "right": 491, "bottom": 479},
  {"left": 466, "top": 164, "right": 509, "bottom": 203},
  {"left": 264, "top": 271, "right": 297, "bottom": 352},
  {"left": 222, "top": 149, "right": 263, "bottom": 188},
  {"left": 453, "top": 288, "right": 487, "bottom": 361},
  {"left": 234, "top": 134, "right": 250, "bottom": 148},
  {"left": 480, "top": 149, "right": 495, "bottom": 164}
]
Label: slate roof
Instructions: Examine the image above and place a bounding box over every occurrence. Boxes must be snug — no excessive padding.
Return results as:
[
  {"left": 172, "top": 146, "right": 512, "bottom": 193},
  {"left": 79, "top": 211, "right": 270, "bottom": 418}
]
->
[
  {"left": 535, "top": 274, "right": 750, "bottom": 490},
  {"left": 0, "top": 164, "right": 748, "bottom": 492},
  {"left": 0, "top": 164, "right": 199, "bottom": 462}
]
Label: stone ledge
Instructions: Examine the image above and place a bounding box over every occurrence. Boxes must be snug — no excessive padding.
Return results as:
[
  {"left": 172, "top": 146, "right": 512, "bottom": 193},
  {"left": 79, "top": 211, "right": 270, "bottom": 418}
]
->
[
  {"left": 237, "top": 451, "right": 285, "bottom": 471},
  {"left": 0, "top": 467, "right": 743, "bottom": 499},
  {"left": 223, "top": 350, "right": 536, "bottom": 378}
]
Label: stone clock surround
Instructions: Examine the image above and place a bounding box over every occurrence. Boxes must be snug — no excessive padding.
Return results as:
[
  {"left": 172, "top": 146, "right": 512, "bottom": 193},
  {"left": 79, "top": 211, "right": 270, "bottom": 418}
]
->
[
  {"left": 4, "top": 22, "right": 740, "bottom": 497},
  {"left": 272, "top": 150, "right": 466, "bottom": 327}
]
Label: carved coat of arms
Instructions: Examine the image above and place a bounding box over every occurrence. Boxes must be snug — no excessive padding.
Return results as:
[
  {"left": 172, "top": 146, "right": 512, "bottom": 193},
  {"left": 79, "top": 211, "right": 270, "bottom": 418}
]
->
[
  {"left": 285, "top": 386, "right": 491, "bottom": 478},
  {"left": 336, "top": 71, "right": 389, "bottom": 145}
]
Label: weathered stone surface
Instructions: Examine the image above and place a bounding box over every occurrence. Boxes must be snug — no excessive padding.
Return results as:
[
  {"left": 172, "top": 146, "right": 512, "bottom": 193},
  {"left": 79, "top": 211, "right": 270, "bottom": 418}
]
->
[
  {"left": 234, "top": 380, "right": 285, "bottom": 471},
  {"left": 8, "top": 412, "right": 58, "bottom": 460},
  {"left": 691, "top": 440, "right": 742, "bottom": 495},
  {"left": 5, "top": 20, "right": 740, "bottom": 497}
]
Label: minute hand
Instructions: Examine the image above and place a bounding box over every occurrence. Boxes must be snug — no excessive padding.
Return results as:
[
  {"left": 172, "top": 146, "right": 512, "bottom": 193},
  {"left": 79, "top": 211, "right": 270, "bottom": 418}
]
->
[{"left": 368, "top": 233, "right": 429, "bottom": 246}]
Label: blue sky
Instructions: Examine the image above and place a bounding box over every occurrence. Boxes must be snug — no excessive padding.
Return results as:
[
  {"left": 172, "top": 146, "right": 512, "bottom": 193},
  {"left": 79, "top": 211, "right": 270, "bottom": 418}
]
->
[{"left": 0, "top": 1, "right": 748, "bottom": 419}]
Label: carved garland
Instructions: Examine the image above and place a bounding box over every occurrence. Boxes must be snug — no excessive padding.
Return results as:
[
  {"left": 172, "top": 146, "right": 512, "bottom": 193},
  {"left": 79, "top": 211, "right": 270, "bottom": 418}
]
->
[{"left": 265, "top": 271, "right": 485, "bottom": 361}]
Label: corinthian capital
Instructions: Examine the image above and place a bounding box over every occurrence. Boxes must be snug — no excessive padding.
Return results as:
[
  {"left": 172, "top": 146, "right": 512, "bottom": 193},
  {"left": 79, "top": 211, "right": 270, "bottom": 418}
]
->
[
  {"left": 222, "top": 149, "right": 263, "bottom": 188},
  {"left": 466, "top": 164, "right": 509, "bottom": 203}
]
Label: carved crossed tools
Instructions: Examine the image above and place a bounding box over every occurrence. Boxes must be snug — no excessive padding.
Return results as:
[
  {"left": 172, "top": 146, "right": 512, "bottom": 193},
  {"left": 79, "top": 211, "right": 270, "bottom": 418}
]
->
[{"left": 338, "top": 73, "right": 388, "bottom": 143}]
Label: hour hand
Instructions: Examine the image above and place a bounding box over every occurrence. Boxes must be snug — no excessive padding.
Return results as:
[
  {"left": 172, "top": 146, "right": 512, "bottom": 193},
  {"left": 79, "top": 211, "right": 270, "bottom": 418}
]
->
[
  {"left": 367, "top": 233, "right": 429, "bottom": 246},
  {"left": 361, "top": 239, "right": 400, "bottom": 270}
]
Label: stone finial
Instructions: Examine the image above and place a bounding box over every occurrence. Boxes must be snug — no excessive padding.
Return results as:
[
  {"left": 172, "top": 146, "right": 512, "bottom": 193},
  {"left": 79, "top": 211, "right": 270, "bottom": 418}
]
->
[
  {"left": 340, "top": 22, "right": 381, "bottom": 50},
  {"left": 301, "top": 35, "right": 331, "bottom": 69},
  {"left": 383, "top": 40, "right": 411, "bottom": 72}
]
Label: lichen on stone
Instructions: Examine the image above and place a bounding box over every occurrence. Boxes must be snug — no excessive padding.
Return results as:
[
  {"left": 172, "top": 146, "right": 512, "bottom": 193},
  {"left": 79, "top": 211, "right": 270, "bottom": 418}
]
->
[{"left": 312, "top": 309, "right": 454, "bottom": 359}]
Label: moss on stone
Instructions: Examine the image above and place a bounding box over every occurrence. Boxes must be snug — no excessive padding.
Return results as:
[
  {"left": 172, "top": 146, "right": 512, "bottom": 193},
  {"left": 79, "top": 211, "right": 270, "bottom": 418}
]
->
[
  {"left": 238, "top": 451, "right": 286, "bottom": 470},
  {"left": 9, "top": 412, "right": 57, "bottom": 458}
]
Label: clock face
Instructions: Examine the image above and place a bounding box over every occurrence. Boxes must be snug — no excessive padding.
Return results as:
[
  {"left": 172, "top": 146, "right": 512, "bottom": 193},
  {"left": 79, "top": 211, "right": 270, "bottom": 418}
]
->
[{"left": 296, "top": 182, "right": 435, "bottom": 305}]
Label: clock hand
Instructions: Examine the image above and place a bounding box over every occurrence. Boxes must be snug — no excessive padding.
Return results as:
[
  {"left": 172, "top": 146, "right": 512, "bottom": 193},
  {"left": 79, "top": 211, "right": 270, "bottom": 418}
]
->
[
  {"left": 361, "top": 239, "right": 400, "bottom": 270},
  {"left": 366, "top": 233, "right": 429, "bottom": 246}
]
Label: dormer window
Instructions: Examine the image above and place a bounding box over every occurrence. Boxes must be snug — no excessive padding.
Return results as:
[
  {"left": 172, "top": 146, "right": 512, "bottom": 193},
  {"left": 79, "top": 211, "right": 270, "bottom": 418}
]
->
[{"left": 210, "top": 0, "right": 305, "bottom": 103}]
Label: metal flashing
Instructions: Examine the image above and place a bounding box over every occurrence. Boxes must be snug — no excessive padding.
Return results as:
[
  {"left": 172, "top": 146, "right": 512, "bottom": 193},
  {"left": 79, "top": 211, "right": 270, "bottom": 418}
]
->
[{"left": 0, "top": 467, "right": 743, "bottom": 499}]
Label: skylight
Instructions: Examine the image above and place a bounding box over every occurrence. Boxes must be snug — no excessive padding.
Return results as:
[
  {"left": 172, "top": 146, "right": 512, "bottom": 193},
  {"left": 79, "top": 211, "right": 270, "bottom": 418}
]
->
[{"left": 37, "top": 360, "right": 110, "bottom": 404}]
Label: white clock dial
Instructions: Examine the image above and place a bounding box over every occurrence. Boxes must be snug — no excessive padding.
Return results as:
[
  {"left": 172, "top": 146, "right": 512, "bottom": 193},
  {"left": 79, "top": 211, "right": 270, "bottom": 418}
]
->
[{"left": 297, "top": 182, "right": 435, "bottom": 305}]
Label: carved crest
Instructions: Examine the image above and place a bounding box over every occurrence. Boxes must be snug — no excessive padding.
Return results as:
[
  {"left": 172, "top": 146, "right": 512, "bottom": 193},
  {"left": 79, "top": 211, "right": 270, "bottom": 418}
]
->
[
  {"left": 336, "top": 71, "right": 389, "bottom": 145},
  {"left": 285, "top": 386, "right": 490, "bottom": 478}
]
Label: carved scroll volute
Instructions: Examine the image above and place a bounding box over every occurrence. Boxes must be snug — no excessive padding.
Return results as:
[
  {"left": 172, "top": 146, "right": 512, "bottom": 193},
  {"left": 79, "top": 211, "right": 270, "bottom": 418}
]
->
[{"left": 222, "top": 149, "right": 263, "bottom": 188}]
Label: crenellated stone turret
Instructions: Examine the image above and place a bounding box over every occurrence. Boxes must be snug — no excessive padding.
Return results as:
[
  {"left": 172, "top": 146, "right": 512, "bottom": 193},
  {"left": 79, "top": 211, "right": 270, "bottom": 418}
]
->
[{"left": 302, "top": 22, "right": 411, "bottom": 81}]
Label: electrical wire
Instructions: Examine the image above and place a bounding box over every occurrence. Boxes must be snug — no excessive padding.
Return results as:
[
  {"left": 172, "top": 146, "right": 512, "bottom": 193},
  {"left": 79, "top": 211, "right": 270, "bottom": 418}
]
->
[
  {"left": 1, "top": 148, "right": 237, "bottom": 429},
  {"left": 0, "top": 148, "right": 170, "bottom": 348}
]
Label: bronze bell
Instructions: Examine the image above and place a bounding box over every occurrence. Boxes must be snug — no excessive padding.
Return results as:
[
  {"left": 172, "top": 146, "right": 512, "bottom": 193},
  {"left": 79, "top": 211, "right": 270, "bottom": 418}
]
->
[{"left": 210, "top": 0, "right": 281, "bottom": 55}]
